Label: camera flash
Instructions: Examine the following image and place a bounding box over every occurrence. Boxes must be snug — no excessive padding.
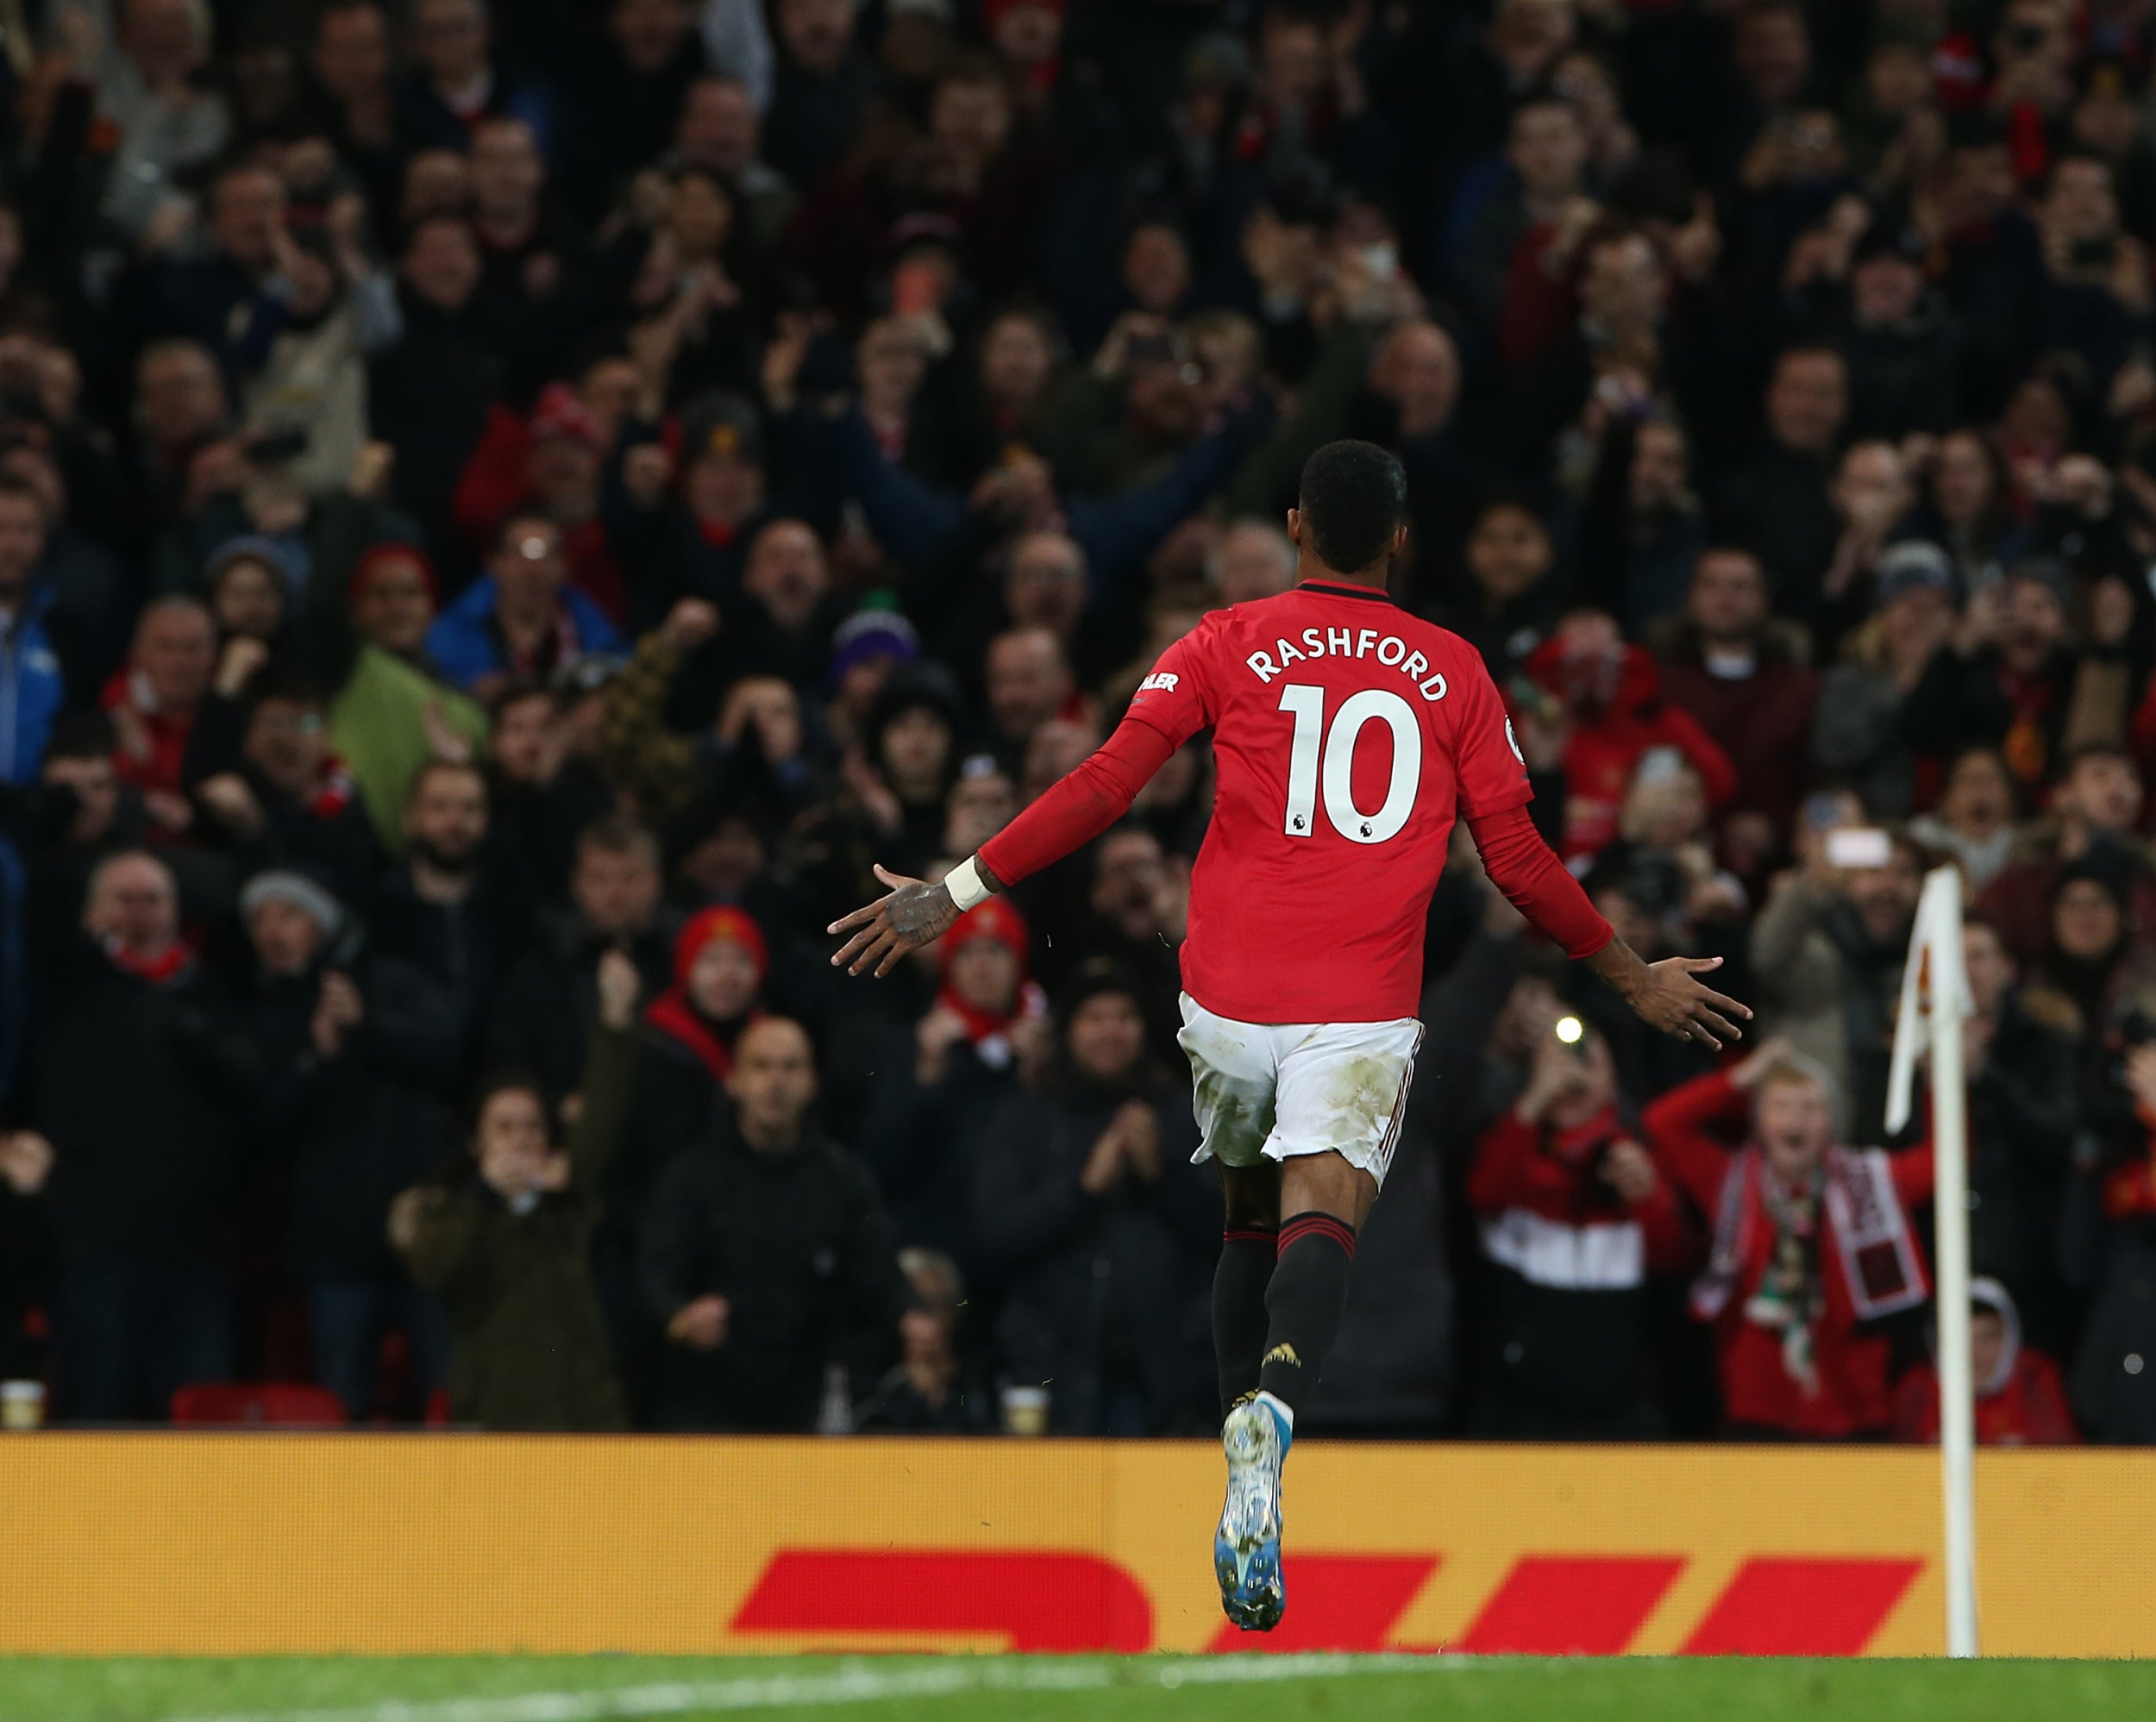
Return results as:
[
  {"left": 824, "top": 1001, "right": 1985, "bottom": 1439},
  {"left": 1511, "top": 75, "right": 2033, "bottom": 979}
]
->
[{"left": 1555, "top": 1016, "right": 1584, "bottom": 1046}]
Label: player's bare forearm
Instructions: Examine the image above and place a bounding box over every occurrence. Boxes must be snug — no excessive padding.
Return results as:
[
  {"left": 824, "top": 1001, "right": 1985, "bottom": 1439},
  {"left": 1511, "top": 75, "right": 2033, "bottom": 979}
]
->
[
  {"left": 827, "top": 856, "right": 1005, "bottom": 978},
  {"left": 1585, "top": 936, "right": 1752, "bottom": 1051}
]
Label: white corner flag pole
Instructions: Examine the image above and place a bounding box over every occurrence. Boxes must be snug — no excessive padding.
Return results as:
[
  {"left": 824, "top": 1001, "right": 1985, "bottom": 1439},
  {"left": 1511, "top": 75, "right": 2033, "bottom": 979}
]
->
[{"left": 1886, "top": 865, "right": 1979, "bottom": 1659}]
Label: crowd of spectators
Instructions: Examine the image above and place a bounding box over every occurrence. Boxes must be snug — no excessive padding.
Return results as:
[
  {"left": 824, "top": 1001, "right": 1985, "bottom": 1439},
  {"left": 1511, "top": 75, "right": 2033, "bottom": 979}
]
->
[{"left": 6, "top": 0, "right": 2156, "bottom": 1443}]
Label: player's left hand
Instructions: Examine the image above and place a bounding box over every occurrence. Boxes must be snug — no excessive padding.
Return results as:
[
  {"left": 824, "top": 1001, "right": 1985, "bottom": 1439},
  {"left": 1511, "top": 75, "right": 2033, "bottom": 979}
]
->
[
  {"left": 1626, "top": 955, "right": 1751, "bottom": 1049},
  {"left": 828, "top": 864, "right": 963, "bottom": 977}
]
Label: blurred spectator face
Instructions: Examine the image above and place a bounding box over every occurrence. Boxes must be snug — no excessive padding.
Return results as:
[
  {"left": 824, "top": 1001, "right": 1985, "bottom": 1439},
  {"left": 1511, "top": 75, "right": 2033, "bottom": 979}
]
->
[
  {"left": 1258, "top": 14, "right": 1326, "bottom": 106},
  {"left": 490, "top": 690, "right": 558, "bottom": 782},
  {"left": 473, "top": 1085, "right": 554, "bottom": 1193},
  {"left": 1851, "top": 249, "right": 1923, "bottom": 325},
  {"left": 123, "top": 0, "right": 208, "bottom": 85},
  {"left": 1213, "top": 521, "right": 1296, "bottom": 604},
  {"left": 1940, "top": 748, "right": 2014, "bottom": 835},
  {"left": 1006, "top": 532, "right": 1087, "bottom": 637},
  {"left": 668, "top": 171, "right": 733, "bottom": 261},
  {"left": 2053, "top": 876, "right": 2122, "bottom": 961},
  {"left": 85, "top": 852, "right": 179, "bottom": 955},
  {"left": 743, "top": 520, "right": 830, "bottom": 629},
  {"left": 412, "top": 0, "right": 491, "bottom": 86},
  {"left": 44, "top": 748, "right": 119, "bottom": 843},
  {"left": 1756, "top": 1070, "right": 1833, "bottom": 1179},
  {"left": 404, "top": 764, "right": 488, "bottom": 867},
  {"left": 1488, "top": 0, "right": 1573, "bottom": 76},
  {"left": 1370, "top": 321, "right": 1460, "bottom": 435},
  {"left": 1123, "top": 225, "right": 1192, "bottom": 313},
  {"left": 1466, "top": 502, "right": 1551, "bottom": 603},
  {"left": 1589, "top": 880, "right": 1659, "bottom": 955},
  {"left": 688, "top": 936, "right": 761, "bottom": 1018},
  {"left": 677, "top": 78, "right": 759, "bottom": 176},
  {"left": 527, "top": 423, "right": 601, "bottom": 505},
  {"left": 857, "top": 319, "right": 930, "bottom": 413},
  {"left": 1068, "top": 989, "right": 1145, "bottom": 1082},
  {"left": 1942, "top": 142, "right": 2015, "bottom": 226},
  {"left": 680, "top": 811, "right": 765, "bottom": 899},
  {"left": 945, "top": 765, "right": 1017, "bottom": 853},
  {"left": 2001, "top": 573, "right": 2066, "bottom": 668},
  {"left": 352, "top": 549, "right": 436, "bottom": 656},
  {"left": 210, "top": 556, "right": 283, "bottom": 642},
  {"left": 1931, "top": 430, "right": 1996, "bottom": 525},
  {"left": 932, "top": 72, "right": 1012, "bottom": 164},
  {"left": 1847, "top": 845, "right": 1921, "bottom": 942},
  {"left": 2058, "top": 749, "right": 2141, "bottom": 832},
  {"left": 2074, "top": 77, "right": 2140, "bottom": 160},
  {"left": 728, "top": 1019, "right": 817, "bottom": 1140},
  {"left": 315, "top": 3, "right": 390, "bottom": 103},
  {"left": 980, "top": 315, "right": 1055, "bottom": 408},
  {"left": 136, "top": 343, "right": 228, "bottom": 450},
  {"left": 573, "top": 837, "right": 660, "bottom": 936},
  {"left": 881, "top": 706, "right": 952, "bottom": 790},
  {"left": 720, "top": 675, "right": 804, "bottom": 761},
  {"left": 1733, "top": 3, "right": 1810, "bottom": 106},
  {"left": 0, "top": 485, "right": 46, "bottom": 598},
  {"left": 211, "top": 167, "right": 286, "bottom": 274},
  {"left": 403, "top": 152, "right": 473, "bottom": 224},
  {"left": 490, "top": 519, "right": 567, "bottom": 614},
  {"left": 1997, "top": 0, "right": 2073, "bottom": 82},
  {"left": 611, "top": 0, "right": 691, "bottom": 72},
  {"left": 946, "top": 929, "right": 1019, "bottom": 1015},
  {"left": 1970, "top": 1307, "right": 2007, "bottom": 1386},
  {"left": 134, "top": 601, "right": 216, "bottom": 711},
  {"left": 250, "top": 897, "right": 325, "bottom": 977},
  {"left": 1688, "top": 548, "right": 1768, "bottom": 642},
  {"left": 580, "top": 359, "right": 642, "bottom": 441},
  {"left": 1549, "top": 1031, "right": 1618, "bottom": 1129},
  {"left": 403, "top": 217, "right": 482, "bottom": 310},
  {"left": 1091, "top": 828, "right": 1165, "bottom": 937},
  {"left": 1579, "top": 232, "right": 1663, "bottom": 331},
  {"left": 1865, "top": 42, "right": 1931, "bottom": 116},
  {"left": 991, "top": 0, "right": 1061, "bottom": 71},
  {"left": 1631, "top": 420, "right": 1689, "bottom": 510},
  {"left": 1491, "top": 973, "right": 1562, "bottom": 1061},
  {"left": 470, "top": 119, "right": 543, "bottom": 218},
  {"left": 1764, "top": 349, "right": 1847, "bottom": 454},
  {"left": 2046, "top": 156, "right": 2119, "bottom": 242},
  {"left": 778, "top": 0, "right": 856, "bottom": 72},
  {"left": 1553, "top": 49, "right": 1623, "bottom": 143},
  {"left": 243, "top": 696, "right": 327, "bottom": 797},
  {"left": 986, "top": 629, "right": 1071, "bottom": 739},
  {"left": 1964, "top": 922, "right": 2015, "bottom": 1017},
  {"left": 683, "top": 446, "right": 764, "bottom": 530},
  {"left": 1833, "top": 441, "right": 1911, "bottom": 533},
  {"left": 1623, "top": 757, "right": 1708, "bottom": 848},
  {"left": 1507, "top": 100, "right": 1587, "bottom": 202}
]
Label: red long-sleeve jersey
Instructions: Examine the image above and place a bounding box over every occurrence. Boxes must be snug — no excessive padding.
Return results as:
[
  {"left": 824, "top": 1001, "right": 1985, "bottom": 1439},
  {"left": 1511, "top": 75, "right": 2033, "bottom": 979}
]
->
[{"left": 978, "top": 581, "right": 1612, "bottom": 1023}]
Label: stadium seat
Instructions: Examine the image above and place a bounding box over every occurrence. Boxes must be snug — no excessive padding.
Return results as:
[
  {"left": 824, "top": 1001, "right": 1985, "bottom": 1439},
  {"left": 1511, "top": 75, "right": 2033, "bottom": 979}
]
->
[{"left": 168, "top": 1383, "right": 350, "bottom": 1427}]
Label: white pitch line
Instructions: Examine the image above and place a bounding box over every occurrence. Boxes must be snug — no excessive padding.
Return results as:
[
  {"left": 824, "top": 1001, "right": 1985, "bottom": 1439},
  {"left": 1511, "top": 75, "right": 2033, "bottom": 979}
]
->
[{"left": 161, "top": 1653, "right": 1461, "bottom": 1722}]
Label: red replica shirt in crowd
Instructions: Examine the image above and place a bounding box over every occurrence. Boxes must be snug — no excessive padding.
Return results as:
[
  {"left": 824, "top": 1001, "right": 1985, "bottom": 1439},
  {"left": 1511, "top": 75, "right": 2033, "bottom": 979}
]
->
[{"left": 982, "top": 580, "right": 1606, "bottom": 1024}]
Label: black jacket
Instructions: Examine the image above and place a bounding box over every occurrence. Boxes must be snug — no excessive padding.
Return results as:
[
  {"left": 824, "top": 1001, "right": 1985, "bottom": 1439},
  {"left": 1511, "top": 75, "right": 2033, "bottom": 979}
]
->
[
  {"left": 640, "top": 1124, "right": 906, "bottom": 1431},
  {"left": 28, "top": 941, "right": 257, "bottom": 1268},
  {"left": 970, "top": 1073, "right": 1216, "bottom": 1435},
  {"left": 485, "top": 911, "right": 674, "bottom": 1101}
]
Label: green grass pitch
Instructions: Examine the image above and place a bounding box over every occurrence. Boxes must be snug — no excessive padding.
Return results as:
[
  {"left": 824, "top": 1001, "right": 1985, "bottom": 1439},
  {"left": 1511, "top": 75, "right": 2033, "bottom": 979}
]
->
[{"left": 3, "top": 1655, "right": 2154, "bottom": 1722}]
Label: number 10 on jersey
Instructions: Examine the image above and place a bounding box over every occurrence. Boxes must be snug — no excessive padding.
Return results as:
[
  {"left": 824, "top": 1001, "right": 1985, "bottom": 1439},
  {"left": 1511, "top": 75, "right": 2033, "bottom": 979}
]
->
[{"left": 1278, "top": 683, "right": 1423, "bottom": 845}]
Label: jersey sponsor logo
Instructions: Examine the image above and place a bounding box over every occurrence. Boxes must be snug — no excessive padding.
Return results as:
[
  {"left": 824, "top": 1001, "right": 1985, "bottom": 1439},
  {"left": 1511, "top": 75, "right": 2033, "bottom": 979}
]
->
[
  {"left": 1136, "top": 672, "right": 1180, "bottom": 694},
  {"left": 1244, "top": 628, "right": 1448, "bottom": 700}
]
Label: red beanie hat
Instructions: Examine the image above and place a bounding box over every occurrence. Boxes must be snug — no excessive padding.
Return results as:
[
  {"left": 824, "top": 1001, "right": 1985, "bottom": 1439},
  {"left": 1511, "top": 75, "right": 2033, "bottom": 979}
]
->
[
  {"left": 937, "top": 896, "right": 1030, "bottom": 974},
  {"left": 673, "top": 905, "right": 770, "bottom": 988}
]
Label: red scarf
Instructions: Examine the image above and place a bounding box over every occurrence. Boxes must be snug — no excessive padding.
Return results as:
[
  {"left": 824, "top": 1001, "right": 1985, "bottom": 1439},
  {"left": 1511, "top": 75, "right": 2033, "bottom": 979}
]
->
[
  {"left": 103, "top": 934, "right": 196, "bottom": 987},
  {"left": 642, "top": 988, "right": 760, "bottom": 1082},
  {"left": 936, "top": 976, "right": 1048, "bottom": 1050}
]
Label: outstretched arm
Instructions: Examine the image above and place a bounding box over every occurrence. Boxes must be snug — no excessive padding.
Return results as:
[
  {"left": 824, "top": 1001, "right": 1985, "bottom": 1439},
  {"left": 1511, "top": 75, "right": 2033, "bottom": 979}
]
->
[
  {"left": 1466, "top": 802, "right": 1752, "bottom": 1049},
  {"left": 829, "top": 713, "right": 1179, "bottom": 976}
]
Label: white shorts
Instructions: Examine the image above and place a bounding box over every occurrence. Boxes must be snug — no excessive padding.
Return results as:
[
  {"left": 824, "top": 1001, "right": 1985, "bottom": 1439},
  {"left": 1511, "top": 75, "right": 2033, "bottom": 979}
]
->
[{"left": 1175, "top": 992, "right": 1422, "bottom": 1191}]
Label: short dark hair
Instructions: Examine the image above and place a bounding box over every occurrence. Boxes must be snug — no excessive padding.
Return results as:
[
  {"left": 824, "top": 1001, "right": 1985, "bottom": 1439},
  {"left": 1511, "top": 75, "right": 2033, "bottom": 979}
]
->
[{"left": 1296, "top": 440, "right": 1407, "bottom": 574}]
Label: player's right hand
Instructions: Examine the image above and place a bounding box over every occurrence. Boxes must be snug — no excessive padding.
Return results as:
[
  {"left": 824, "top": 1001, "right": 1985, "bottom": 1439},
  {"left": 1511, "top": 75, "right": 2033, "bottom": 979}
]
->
[{"left": 827, "top": 864, "right": 963, "bottom": 977}]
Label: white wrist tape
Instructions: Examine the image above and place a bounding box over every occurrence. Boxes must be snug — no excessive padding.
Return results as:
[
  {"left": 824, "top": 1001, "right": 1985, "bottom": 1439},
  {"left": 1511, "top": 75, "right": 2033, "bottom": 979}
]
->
[{"left": 944, "top": 856, "right": 992, "bottom": 911}]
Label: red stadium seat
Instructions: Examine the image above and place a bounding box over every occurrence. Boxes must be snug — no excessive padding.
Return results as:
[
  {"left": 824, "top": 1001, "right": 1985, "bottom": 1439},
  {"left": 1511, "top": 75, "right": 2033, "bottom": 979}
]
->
[{"left": 168, "top": 1383, "right": 349, "bottom": 1427}]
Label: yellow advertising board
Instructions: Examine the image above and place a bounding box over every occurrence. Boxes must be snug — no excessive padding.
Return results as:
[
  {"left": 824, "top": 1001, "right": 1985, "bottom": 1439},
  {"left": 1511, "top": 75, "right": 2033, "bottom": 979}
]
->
[{"left": 1, "top": 1437, "right": 2150, "bottom": 1658}]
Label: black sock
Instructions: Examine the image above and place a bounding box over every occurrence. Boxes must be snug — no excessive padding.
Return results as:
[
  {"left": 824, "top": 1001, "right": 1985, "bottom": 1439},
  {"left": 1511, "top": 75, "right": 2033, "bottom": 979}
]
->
[
  {"left": 1213, "top": 1224, "right": 1278, "bottom": 1418},
  {"left": 1257, "top": 1212, "right": 1357, "bottom": 1420}
]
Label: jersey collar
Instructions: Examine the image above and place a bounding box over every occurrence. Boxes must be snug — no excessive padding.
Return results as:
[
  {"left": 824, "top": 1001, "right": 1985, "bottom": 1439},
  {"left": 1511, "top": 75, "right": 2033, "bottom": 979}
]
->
[{"left": 1296, "top": 579, "right": 1397, "bottom": 604}]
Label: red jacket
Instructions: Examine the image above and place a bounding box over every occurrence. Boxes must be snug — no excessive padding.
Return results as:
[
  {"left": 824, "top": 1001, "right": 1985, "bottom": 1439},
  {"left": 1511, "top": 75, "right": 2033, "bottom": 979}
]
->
[
  {"left": 1468, "top": 1106, "right": 1695, "bottom": 1279},
  {"left": 1890, "top": 1352, "right": 2078, "bottom": 1445},
  {"left": 100, "top": 667, "right": 194, "bottom": 798},
  {"left": 1653, "top": 638, "right": 1819, "bottom": 836},
  {"left": 1645, "top": 1069, "right": 1934, "bottom": 1437},
  {"left": 452, "top": 405, "right": 627, "bottom": 625},
  {"left": 1523, "top": 639, "right": 1739, "bottom": 861}
]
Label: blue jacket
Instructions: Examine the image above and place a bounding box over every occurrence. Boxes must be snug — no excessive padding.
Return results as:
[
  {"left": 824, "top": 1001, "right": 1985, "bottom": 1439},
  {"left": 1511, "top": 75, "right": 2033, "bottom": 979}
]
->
[
  {"left": 0, "top": 589, "right": 66, "bottom": 783},
  {"left": 424, "top": 576, "right": 624, "bottom": 692}
]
